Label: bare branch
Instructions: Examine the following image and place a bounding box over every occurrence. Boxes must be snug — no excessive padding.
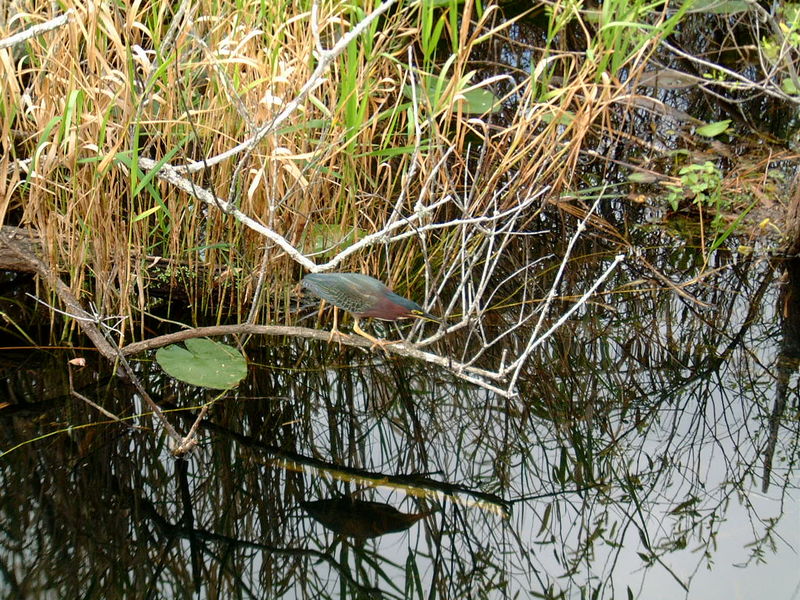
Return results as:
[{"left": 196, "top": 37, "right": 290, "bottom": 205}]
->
[{"left": 0, "top": 10, "right": 72, "bottom": 50}]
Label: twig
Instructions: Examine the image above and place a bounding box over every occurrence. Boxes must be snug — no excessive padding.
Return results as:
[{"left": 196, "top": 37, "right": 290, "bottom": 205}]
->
[
  {"left": 67, "top": 361, "right": 134, "bottom": 427},
  {"left": 135, "top": 157, "right": 317, "bottom": 270},
  {"left": 530, "top": 196, "right": 602, "bottom": 342},
  {"left": 505, "top": 252, "right": 627, "bottom": 395},
  {"left": 183, "top": 403, "right": 212, "bottom": 449},
  {"left": 661, "top": 39, "right": 799, "bottom": 105},
  {"left": 135, "top": 155, "right": 543, "bottom": 274}
]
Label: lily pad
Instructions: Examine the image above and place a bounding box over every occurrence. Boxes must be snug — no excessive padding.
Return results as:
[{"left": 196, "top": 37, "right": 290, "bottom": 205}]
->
[{"left": 156, "top": 338, "right": 247, "bottom": 389}]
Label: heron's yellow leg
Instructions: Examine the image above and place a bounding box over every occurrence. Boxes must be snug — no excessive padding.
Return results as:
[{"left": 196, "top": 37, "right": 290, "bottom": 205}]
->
[
  {"left": 352, "top": 318, "right": 379, "bottom": 344},
  {"left": 329, "top": 306, "right": 346, "bottom": 344},
  {"left": 353, "top": 318, "right": 400, "bottom": 352},
  {"left": 316, "top": 300, "right": 343, "bottom": 344},
  {"left": 316, "top": 299, "right": 327, "bottom": 320}
]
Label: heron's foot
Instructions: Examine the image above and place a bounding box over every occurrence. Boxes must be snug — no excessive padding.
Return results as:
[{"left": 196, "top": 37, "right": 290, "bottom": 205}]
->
[
  {"left": 352, "top": 329, "right": 395, "bottom": 354},
  {"left": 352, "top": 319, "right": 402, "bottom": 354},
  {"left": 368, "top": 338, "right": 403, "bottom": 354},
  {"left": 327, "top": 327, "right": 347, "bottom": 347}
]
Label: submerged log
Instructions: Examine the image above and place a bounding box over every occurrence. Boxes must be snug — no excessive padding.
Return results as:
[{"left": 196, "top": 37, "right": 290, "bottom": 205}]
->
[
  {"left": 763, "top": 173, "right": 800, "bottom": 492},
  {"left": 783, "top": 172, "right": 800, "bottom": 257},
  {"left": 779, "top": 173, "right": 800, "bottom": 356}
]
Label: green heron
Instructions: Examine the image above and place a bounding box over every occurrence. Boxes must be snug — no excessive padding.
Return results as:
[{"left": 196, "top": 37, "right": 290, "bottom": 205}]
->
[{"left": 301, "top": 272, "right": 439, "bottom": 345}]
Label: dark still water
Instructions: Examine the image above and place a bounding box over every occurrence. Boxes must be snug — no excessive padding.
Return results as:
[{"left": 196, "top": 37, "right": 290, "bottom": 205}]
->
[{"left": 0, "top": 256, "right": 798, "bottom": 599}]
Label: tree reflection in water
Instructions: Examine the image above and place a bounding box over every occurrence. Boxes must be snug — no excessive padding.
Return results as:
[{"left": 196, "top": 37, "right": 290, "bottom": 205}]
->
[{"left": 0, "top": 256, "right": 797, "bottom": 599}]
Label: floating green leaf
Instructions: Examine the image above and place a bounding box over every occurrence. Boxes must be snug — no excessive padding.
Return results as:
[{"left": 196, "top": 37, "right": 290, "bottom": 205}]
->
[
  {"left": 781, "top": 77, "right": 799, "bottom": 95},
  {"left": 455, "top": 86, "right": 502, "bottom": 114},
  {"left": 686, "top": 0, "right": 751, "bottom": 14},
  {"left": 403, "top": 73, "right": 502, "bottom": 115},
  {"left": 695, "top": 119, "right": 731, "bottom": 137},
  {"left": 628, "top": 171, "right": 659, "bottom": 184},
  {"left": 156, "top": 338, "right": 247, "bottom": 389}
]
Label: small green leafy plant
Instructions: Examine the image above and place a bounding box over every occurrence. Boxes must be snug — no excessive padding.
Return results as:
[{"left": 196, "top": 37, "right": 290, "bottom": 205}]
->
[{"left": 664, "top": 161, "right": 729, "bottom": 229}]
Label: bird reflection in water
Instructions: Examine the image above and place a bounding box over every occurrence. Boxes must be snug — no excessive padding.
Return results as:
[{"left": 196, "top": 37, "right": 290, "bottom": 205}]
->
[{"left": 301, "top": 496, "right": 436, "bottom": 539}]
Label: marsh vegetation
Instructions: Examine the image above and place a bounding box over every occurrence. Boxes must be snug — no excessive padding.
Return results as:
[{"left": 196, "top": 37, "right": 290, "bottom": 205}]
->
[{"left": 0, "top": 0, "right": 798, "bottom": 598}]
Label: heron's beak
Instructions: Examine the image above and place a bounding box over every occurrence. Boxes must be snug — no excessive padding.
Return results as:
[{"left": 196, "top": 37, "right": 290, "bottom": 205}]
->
[{"left": 412, "top": 309, "right": 445, "bottom": 325}]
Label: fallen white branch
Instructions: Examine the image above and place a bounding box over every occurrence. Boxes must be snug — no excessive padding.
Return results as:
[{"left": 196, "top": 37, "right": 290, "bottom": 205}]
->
[
  {"left": 0, "top": 10, "right": 72, "bottom": 50},
  {"left": 119, "top": 323, "right": 516, "bottom": 398}
]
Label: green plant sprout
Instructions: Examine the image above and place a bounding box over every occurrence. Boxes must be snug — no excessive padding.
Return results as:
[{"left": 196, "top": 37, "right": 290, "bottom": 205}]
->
[{"left": 664, "top": 161, "right": 729, "bottom": 230}]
